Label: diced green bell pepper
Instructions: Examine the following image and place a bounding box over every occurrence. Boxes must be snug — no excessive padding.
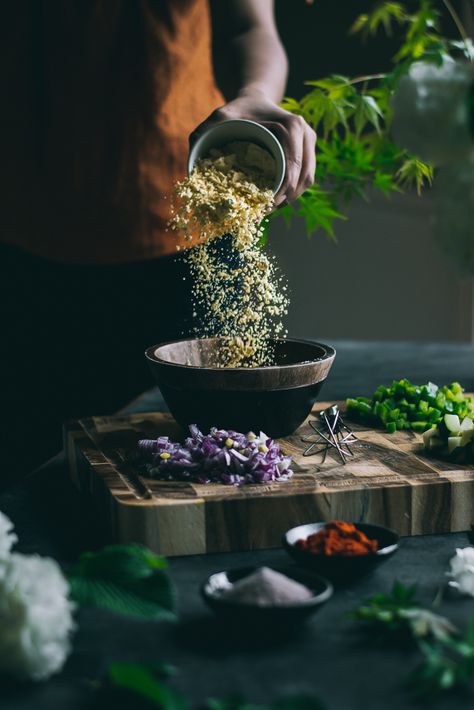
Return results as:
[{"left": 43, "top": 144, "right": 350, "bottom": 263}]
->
[
  {"left": 427, "top": 407, "right": 442, "bottom": 423},
  {"left": 411, "top": 421, "right": 429, "bottom": 432}
]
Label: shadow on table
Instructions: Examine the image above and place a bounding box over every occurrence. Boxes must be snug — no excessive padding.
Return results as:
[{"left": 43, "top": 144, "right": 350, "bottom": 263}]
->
[
  {"left": 0, "top": 454, "right": 107, "bottom": 561},
  {"left": 173, "top": 614, "right": 310, "bottom": 656}
]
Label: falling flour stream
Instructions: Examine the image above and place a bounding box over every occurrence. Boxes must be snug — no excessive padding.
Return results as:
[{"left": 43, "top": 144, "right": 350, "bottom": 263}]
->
[{"left": 169, "top": 140, "right": 289, "bottom": 367}]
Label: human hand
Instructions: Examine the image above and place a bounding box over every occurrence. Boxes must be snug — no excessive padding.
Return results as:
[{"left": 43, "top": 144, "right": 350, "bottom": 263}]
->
[{"left": 189, "top": 91, "right": 317, "bottom": 207}]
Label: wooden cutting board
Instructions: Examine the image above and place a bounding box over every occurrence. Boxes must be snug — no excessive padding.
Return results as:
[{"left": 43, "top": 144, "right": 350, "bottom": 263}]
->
[{"left": 64, "top": 403, "right": 474, "bottom": 556}]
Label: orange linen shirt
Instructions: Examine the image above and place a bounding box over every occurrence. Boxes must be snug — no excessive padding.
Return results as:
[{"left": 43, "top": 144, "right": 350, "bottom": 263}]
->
[{"left": 0, "top": 1, "right": 224, "bottom": 264}]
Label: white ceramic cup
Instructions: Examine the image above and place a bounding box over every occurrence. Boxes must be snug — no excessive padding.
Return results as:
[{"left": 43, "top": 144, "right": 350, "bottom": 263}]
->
[{"left": 187, "top": 119, "right": 286, "bottom": 195}]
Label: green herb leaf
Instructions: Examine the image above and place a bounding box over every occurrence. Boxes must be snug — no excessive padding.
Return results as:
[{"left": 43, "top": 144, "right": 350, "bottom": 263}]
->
[
  {"left": 350, "top": 3, "right": 407, "bottom": 38},
  {"left": 399, "top": 609, "right": 458, "bottom": 642},
  {"left": 353, "top": 94, "right": 383, "bottom": 136},
  {"left": 280, "top": 97, "right": 302, "bottom": 114},
  {"left": 409, "top": 630, "right": 474, "bottom": 699},
  {"left": 352, "top": 579, "right": 474, "bottom": 699},
  {"left": 349, "top": 13, "right": 369, "bottom": 36},
  {"left": 68, "top": 544, "right": 175, "bottom": 620},
  {"left": 295, "top": 88, "right": 354, "bottom": 137},
  {"left": 257, "top": 205, "right": 295, "bottom": 248},
  {"left": 305, "top": 75, "right": 354, "bottom": 100},
  {"left": 257, "top": 218, "right": 270, "bottom": 248},
  {"left": 373, "top": 171, "right": 401, "bottom": 195},
  {"left": 395, "top": 157, "right": 434, "bottom": 195},
  {"left": 352, "top": 580, "right": 421, "bottom": 635},
  {"left": 107, "top": 662, "right": 187, "bottom": 710},
  {"left": 295, "top": 186, "right": 346, "bottom": 239}
]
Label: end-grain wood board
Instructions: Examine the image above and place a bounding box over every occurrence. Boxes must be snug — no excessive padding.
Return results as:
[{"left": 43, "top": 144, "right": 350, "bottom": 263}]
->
[{"left": 65, "top": 403, "right": 474, "bottom": 556}]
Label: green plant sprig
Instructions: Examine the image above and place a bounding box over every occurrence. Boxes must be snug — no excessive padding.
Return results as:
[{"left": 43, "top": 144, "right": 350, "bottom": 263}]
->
[
  {"left": 265, "top": 0, "right": 471, "bottom": 244},
  {"left": 410, "top": 626, "right": 474, "bottom": 698},
  {"left": 353, "top": 581, "right": 474, "bottom": 698},
  {"left": 352, "top": 581, "right": 457, "bottom": 641}
]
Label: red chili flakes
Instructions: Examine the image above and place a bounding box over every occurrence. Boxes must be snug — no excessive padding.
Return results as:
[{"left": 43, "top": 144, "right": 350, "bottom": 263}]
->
[{"left": 295, "top": 520, "right": 378, "bottom": 556}]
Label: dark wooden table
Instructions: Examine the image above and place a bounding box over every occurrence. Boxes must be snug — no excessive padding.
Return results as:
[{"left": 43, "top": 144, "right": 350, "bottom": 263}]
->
[{"left": 2, "top": 340, "right": 474, "bottom": 710}]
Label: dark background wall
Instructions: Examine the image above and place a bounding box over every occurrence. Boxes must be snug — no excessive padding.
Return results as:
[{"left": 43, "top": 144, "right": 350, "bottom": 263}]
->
[
  {"left": 274, "top": 0, "right": 465, "bottom": 97},
  {"left": 275, "top": 0, "right": 397, "bottom": 98}
]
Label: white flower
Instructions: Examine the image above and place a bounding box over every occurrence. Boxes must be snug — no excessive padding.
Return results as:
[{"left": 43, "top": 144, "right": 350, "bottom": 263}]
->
[
  {"left": 452, "top": 571, "right": 474, "bottom": 597},
  {"left": 0, "top": 553, "right": 75, "bottom": 680},
  {"left": 0, "top": 511, "right": 18, "bottom": 558},
  {"left": 447, "top": 547, "right": 474, "bottom": 597},
  {"left": 391, "top": 60, "right": 473, "bottom": 166}
]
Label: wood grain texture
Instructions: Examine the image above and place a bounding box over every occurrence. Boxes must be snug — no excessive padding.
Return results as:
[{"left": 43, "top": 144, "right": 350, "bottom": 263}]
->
[{"left": 65, "top": 402, "right": 474, "bottom": 556}]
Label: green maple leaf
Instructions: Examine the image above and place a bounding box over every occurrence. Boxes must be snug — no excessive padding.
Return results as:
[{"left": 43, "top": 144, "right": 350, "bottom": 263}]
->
[
  {"left": 295, "top": 186, "right": 346, "bottom": 238},
  {"left": 353, "top": 94, "right": 384, "bottom": 136},
  {"left": 298, "top": 89, "right": 354, "bottom": 136},
  {"left": 396, "top": 157, "right": 434, "bottom": 195},
  {"left": 305, "top": 74, "right": 354, "bottom": 100},
  {"left": 280, "top": 97, "right": 302, "bottom": 114},
  {"left": 373, "top": 171, "right": 401, "bottom": 195},
  {"left": 350, "top": 2, "right": 407, "bottom": 38},
  {"left": 274, "top": 0, "right": 444, "bottom": 244}
]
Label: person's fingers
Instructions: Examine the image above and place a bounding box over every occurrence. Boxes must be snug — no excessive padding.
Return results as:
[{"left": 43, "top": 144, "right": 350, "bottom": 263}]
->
[
  {"left": 281, "top": 115, "right": 306, "bottom": 203},
  {"left": 266, "top": 115, "right": 307, "bottom": 204},
  {"left": 263, "top": 122, "right": 298, "bottom": 205},
  {"left": 188, "top": 106, "right": 232, "bottom": 148},
  {"left": 295, "top": 125, "right": 317, "bottom": 198},
  {"left": 257, "top": 121, "right": 290, "bottom": 206},
  {"left": 266, "top": 195, "right": 287, "bottom": 213}
]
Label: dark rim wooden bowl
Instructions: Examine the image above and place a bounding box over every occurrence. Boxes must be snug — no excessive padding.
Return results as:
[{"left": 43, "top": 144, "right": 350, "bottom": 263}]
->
[
  {"left": 145, "top": 337, "right": 336, "bottom": 438},
  {"left": 144, "top": 337, "right": 336, "bottom": 392},
  {"left": 283, "top": 522, "right": 399, "bottom": 583},
  {"left": 201, "top": 566, "right": 333, "bottom": 625}
]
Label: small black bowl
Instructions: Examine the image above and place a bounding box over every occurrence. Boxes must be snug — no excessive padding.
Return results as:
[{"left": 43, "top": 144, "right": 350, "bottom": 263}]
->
[
  {"left": 145, "top": 337, "right": 335, "bottom": 438},
  {"left": 283, "top": 522, "right": 399, "bottom": 584},
  {"left": 201, "top": 565, "right": 333, "bottom": 628}
]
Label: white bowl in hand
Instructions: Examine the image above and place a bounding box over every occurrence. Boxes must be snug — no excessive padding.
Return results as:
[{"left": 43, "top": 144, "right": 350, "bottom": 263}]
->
[{"left": 187, "top": 118, "right": 286, "bottom": 195}]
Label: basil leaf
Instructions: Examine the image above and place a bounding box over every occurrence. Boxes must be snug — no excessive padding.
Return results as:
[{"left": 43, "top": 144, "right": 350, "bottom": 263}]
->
[
  {"left": 68, "top": 544, "right": 175, "bottom": 620},
  {"left": 107, "top": 663, "right": 187, "bottom": 710}
]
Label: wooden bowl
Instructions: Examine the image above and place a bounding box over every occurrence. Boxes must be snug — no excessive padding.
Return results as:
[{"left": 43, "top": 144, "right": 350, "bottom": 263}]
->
[
  {"left": 283, "top": 522, "right": 399, "bottom": 584},
  {"left": 145, "top": 337, "right": 335, "bottom": 438},
  {"left": 201, "top": 566, "right": 333, "bottom": 628}
]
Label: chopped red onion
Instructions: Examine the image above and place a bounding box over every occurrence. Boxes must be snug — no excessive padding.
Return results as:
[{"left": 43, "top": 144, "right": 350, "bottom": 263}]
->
[{"left": 137, "top": 426, "right": 293, "bottom": 486}]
